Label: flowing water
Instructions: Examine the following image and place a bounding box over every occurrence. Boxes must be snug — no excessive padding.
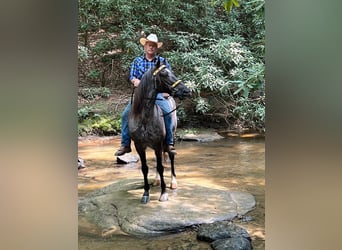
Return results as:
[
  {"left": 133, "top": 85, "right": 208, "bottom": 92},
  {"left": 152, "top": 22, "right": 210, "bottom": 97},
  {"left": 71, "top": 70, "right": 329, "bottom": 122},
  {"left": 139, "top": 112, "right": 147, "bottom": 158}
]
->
[{"left": 78, "top": 135, "right": 265, "bottom": 249}]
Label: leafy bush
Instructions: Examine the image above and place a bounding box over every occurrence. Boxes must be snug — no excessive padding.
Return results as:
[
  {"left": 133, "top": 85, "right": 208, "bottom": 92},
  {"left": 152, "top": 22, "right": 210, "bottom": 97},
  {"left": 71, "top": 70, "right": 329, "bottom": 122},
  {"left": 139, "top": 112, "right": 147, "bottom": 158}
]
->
[
  {"left": 78, "top": 106, "right": 92, "bottom": 121},
  {"left": 79, "top": 87, "right": 111, "bottom": 100},
  {"left": 78, "top": 112, "right": 121, "bottom": 136},
  {"left": 78, "top": 0, "right": 265, "bottom": 133},
  {"left": 91, "top": 115, "right": 121, "bottom": 135}
]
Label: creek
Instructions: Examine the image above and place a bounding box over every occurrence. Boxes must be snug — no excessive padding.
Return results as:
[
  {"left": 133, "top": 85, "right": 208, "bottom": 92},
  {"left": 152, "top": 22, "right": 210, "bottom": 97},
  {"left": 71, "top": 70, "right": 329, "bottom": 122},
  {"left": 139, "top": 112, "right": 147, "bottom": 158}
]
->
[{"left": 78, "top": 134, "right": 265, "bottom": 249}]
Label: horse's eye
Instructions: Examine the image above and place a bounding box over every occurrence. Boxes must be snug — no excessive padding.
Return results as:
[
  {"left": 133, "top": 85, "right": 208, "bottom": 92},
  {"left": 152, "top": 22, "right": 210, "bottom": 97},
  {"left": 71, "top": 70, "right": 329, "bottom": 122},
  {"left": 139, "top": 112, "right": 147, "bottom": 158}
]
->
[{"left": 160, "top": 70, "right": 168, "bottom": 77}]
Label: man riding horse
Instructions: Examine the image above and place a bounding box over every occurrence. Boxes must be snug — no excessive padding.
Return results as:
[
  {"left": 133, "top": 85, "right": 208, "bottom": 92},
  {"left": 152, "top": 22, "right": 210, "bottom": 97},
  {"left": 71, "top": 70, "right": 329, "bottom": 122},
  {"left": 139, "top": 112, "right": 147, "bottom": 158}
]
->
[
  {"left": 126, "top": 40, "right": 191, "bottom": 203},
  {"left": 114, "top": 33, "right": 177, "bottom": 156}
]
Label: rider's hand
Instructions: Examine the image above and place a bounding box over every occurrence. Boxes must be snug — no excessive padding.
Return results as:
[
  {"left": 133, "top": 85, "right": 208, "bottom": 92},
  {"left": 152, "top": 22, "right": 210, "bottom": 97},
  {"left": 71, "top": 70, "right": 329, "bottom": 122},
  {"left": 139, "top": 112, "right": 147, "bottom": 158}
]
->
[{"left": 131, "top": 78, "right": 140, "bottom": 88}]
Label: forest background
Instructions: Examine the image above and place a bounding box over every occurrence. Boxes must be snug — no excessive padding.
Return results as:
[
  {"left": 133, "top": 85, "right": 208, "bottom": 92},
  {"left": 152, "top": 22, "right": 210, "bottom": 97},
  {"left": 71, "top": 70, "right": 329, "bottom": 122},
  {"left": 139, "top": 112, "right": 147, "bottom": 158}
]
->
[{"left": 78, "top": 0, "right": 265, "bottom": 136}]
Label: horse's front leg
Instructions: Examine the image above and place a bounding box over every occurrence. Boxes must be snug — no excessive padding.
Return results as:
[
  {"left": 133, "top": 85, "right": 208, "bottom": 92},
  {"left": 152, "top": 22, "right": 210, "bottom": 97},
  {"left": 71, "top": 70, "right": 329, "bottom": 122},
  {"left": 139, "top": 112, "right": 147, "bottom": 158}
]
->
[
  {"left": 136, "top": 146, "right": 150, "bottom": 204},
  {"left": 155, "top": 150, "right": 168, "bottom": 202},
  {"left": 141, "top": 161, "right": 150, "bottom": 204}
]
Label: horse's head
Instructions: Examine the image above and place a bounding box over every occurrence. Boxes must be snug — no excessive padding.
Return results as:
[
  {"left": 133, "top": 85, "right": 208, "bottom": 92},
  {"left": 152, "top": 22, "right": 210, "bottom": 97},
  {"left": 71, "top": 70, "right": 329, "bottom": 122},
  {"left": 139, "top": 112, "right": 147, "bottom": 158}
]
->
[{"left": 153, "top": 59, "right": 191, "bottom": 100}]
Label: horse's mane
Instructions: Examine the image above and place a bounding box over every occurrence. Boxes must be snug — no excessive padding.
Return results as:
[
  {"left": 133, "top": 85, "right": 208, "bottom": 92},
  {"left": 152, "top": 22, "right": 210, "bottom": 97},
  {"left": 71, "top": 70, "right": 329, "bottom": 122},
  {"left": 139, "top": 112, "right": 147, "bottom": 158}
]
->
[{"left": 131, "top": 66, "right": 155, "bottom": 117}]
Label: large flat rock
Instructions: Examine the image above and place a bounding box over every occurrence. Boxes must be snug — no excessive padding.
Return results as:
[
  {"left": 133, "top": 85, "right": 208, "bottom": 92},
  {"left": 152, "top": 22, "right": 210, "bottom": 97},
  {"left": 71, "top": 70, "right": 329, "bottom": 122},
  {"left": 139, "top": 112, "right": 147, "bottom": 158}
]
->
[{"left": 79, "top": 179, "right": 255, "bottom": 236}]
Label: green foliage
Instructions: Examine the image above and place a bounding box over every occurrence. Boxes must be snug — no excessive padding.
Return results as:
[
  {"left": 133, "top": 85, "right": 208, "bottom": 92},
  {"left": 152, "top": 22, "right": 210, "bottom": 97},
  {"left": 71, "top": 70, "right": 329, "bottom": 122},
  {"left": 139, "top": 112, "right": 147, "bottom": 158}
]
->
[
  {"left": 79, "top": 87, "right": 111, "bottom": 100},
  {"left": 78, "top": 0, "right": 265, "bottom": 133},
  {"left": 78, "top": 109, "right": 121, "bottom": 136},
  {"left": 91, "top": 115, "right": 120, "bottom": 135},
  {"left": 78, "top": 86, "right": 121, "bottom": 136},
  {"left": 78, "top": 106, "right": 92, "bottom": 121},
  {"left": 232, "top": 96, "right": 265, "bottom": 133},
  {"left": 223, "top": 0, "right": 240, "bottom": 12},
  {"left": 78, "top": 45, "right": 89, "bottom": 60},
  {"left": 231, "top": 62, "right": 264, "bottom": 97},
  {"left": 175, "top": 106, "right": 187, "bottom": 124},
  {"left": 194, "top": 97, "right": 211, "bottom": 114},
  {"left": 87, "top": 69, "right": 100, "bottom": 81}
]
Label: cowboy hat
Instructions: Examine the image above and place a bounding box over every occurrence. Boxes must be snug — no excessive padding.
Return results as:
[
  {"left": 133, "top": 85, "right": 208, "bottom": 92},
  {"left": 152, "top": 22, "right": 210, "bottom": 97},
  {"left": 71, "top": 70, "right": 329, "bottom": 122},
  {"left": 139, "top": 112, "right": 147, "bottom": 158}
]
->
[{"left": 140, "top": 33, "right": 163, "bottom": 48}]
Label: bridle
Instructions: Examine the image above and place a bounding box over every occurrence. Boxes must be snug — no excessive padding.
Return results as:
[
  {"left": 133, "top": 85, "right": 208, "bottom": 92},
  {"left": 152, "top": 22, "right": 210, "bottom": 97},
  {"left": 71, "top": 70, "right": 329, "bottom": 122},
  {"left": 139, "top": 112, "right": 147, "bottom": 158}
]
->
[
  {"left": 152, "top": 64, "right": 182, "bottom": 94},
  {"left": 152, "top": 64, "right": 183, "bottom": 116}
]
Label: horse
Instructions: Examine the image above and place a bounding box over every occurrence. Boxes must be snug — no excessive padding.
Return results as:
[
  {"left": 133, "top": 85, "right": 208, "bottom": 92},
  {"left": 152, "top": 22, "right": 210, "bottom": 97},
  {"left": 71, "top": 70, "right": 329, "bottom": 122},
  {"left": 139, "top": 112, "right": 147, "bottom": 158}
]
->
[{"left": 128, "top": 59, "right": 191, "bottom": 204}]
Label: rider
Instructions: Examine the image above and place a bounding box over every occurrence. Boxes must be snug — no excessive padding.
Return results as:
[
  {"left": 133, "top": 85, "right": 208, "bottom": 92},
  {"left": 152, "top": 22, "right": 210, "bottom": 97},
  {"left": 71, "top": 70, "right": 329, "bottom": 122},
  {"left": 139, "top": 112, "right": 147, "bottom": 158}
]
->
[{"left": 114, "top": 33, "right": 177, "bottom": 156}]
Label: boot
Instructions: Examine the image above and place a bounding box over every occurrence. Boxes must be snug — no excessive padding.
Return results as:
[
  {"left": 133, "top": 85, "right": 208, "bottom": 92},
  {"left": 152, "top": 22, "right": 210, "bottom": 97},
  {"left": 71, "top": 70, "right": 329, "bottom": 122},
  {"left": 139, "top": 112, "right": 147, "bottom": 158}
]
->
[
  {"left": 114, "top": 145, "right": 132, "bottom": 156},
  {"left": 169, "top": 145, "right": 177, "bottom": 155}
]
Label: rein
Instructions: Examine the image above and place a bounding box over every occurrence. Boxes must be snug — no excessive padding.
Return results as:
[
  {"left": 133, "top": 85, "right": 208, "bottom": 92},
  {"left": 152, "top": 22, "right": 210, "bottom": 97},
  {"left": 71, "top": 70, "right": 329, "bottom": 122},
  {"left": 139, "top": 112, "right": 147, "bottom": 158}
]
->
[
  {"left": 130, "top": 87, "right": 135, "bottom": 104},
  {"left": 162, "top": 105, "right": 179, "bottom": 117}
]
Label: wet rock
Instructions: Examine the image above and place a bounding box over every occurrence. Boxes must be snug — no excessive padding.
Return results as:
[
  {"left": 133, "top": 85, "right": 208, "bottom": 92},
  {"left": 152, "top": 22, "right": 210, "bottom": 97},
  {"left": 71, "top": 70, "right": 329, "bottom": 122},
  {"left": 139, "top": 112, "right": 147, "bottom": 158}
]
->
[
  {"left": 197, "top": 221, "right": 252, "bottom": 250},
  {"left": 197, "top": 221, "right": 251, "bottom": 242},
  {"left": 78, "top": 179, "right": 255, "bottom": 236},
  {"left": 211, "top": 237, "right": 252, "bottom": 250},
  {"left": 117, "top": 154, "right": 140, "bottom": 164},
  {"left": 237, "top": 215, "right": 254, "bottom": 223},
  {"left": 179, "top": 131, "right": 224, "bottom": 142},
  {"left": 78, "top": 157, "right": 85, "bottom": 169}
]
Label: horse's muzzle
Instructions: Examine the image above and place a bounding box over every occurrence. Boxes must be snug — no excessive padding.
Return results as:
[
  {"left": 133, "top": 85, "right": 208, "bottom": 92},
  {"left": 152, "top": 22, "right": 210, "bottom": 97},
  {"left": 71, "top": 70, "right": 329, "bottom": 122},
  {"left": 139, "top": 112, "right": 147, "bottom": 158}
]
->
[{"left": 174, "top": 87, "right": 191, "bottom": 100}]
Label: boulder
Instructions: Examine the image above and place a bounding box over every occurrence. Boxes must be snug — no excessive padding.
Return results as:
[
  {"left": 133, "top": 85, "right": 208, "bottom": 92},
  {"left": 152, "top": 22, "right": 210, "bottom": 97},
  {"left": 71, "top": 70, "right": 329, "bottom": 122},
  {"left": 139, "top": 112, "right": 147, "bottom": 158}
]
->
[
  {"left": 197, "top": 221, "right": 253, "bottom": 250},
  {"left": 78, "top": 178, "right": 255, "bottom": 237}
]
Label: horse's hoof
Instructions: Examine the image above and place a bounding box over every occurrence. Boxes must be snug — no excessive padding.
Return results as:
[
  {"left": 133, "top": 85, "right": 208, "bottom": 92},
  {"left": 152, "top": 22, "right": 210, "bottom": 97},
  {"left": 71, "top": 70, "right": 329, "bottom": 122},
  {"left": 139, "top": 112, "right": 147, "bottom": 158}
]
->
[
  {"left": 170, "top": 182, "right": 178, "bottom": 189},
  {"left": 159, "top": 193, "right": 168, "bottom": 202},
  {"left": 141, "top": 196, "right": 150, "bottom": 204}
]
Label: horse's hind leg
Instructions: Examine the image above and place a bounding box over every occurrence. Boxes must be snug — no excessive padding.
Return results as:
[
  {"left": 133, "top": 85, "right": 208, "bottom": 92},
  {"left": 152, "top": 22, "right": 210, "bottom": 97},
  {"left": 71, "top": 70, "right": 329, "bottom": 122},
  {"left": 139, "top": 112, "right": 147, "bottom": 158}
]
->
[
  {"left": 155, "top": 150, "right": 168, "bottom": 202},
  {"left": 152, "top": 170, "right": 160, "bottom": 187},
  {"left": 152, "top": 150, "right": 167, "bottom": 187},
  {"left": 169, "top": 152, "right": 177, "bottom": 189}
]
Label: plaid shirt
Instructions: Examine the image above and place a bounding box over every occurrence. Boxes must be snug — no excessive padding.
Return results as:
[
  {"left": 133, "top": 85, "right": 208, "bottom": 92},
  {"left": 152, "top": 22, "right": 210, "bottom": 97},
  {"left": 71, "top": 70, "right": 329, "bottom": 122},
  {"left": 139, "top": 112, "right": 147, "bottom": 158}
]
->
[{"left": 129, "top": 54, "right": 171, "bottom": 81}]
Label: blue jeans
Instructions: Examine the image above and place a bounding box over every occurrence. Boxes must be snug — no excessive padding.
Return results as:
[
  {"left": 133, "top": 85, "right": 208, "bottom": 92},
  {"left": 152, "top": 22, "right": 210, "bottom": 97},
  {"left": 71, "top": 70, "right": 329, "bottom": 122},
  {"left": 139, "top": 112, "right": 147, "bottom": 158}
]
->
[{"left": 121, "top": 93, "right": 175, "bottom": 147}]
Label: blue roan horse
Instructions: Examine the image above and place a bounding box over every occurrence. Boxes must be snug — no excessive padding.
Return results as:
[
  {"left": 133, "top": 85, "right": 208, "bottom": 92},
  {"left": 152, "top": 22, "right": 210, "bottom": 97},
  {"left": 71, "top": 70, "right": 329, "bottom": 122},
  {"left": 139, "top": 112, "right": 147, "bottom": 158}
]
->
[{"left": 128, "top": 59, "right": 191, "bottom": 204}]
